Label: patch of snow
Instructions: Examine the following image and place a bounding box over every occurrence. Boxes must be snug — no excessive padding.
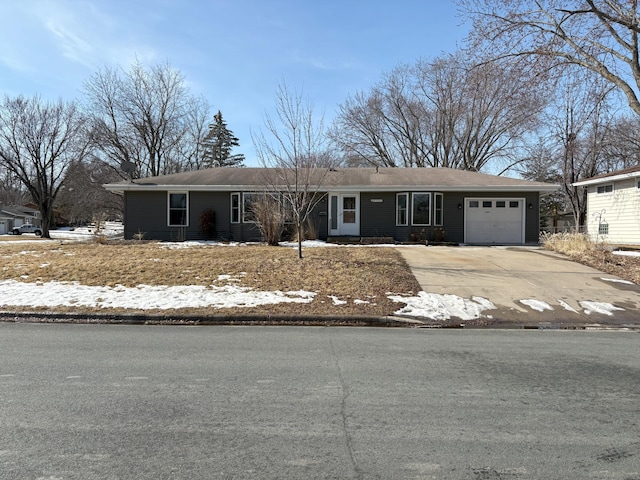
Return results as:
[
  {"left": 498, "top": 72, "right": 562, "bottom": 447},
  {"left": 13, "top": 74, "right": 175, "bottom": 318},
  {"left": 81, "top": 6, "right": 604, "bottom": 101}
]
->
[
  {"left": 353, "top": 299, "right": 370, "bottom": 305},
  {"left": 0, "top": 279, "right": 316, "bottom": 310},
  {"left": 328, "top": 295, "right": 347, "bottom": 306},
  {"left": 558, "top": 300, "right": 579, "bottom": 314},
  {"left": 579, "top": 301, "right": 624, "bottom": 316},
  {"left": 600, "top": 277, "right": 635, "bottom": 285},
  {"left": 387, "top": 292, "right": 496, "bottom": 321},
  {"left": 520, "top": 299, "right": 554, "bottom": 312},
  {"left": 613, "top": 250, "right": 640, "bottom": 257}
]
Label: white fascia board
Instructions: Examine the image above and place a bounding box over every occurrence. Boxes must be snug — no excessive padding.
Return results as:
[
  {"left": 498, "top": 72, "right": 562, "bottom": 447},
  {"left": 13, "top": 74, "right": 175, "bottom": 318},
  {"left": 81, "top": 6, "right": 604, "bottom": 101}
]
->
[{"left": 573, "top": 172, "right": 640, "bottom": 187}]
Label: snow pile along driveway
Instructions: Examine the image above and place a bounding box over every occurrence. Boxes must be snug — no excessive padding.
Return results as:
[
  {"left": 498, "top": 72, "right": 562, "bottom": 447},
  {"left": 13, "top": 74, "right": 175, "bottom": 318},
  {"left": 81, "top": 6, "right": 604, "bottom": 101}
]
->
[{"left": 388, "top": 292, "right": 496, "bottom": 321}]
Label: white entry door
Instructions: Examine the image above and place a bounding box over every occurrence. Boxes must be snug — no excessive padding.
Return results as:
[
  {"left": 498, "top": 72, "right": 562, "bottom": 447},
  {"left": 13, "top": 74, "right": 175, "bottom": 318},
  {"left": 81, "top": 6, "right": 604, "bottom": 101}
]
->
[{"left": 329, "top": 193, "right": 360, "bottom": 236}]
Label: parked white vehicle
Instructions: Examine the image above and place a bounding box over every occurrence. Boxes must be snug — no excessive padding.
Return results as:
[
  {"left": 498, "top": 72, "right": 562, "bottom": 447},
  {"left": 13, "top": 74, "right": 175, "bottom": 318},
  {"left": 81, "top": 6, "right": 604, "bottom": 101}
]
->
[{"left": 12, "top": 224, "right": 42, "bottom": 236}]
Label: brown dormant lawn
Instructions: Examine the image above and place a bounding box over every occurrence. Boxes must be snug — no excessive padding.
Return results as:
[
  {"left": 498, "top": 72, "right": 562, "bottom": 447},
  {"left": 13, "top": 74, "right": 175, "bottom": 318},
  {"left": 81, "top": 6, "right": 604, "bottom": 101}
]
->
[{"left": 0, "top": 240, "right": 421, "bottom": 317}]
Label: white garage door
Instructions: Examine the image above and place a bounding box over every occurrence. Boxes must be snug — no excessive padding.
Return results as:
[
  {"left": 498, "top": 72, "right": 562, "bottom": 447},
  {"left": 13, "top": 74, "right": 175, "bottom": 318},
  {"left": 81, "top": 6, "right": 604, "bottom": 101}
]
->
[
  {"left": 0, "top": 221, "right": 5, "bottom": 235},
  {"left": 465, "top": 198, "right": 525, "bottom": 244}
]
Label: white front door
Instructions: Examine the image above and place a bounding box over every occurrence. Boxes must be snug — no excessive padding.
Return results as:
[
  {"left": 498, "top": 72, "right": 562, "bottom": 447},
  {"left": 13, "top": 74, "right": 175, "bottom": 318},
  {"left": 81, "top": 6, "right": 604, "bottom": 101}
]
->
[{"left": 329, "top": 193, "right": 360, "bottom": 236}]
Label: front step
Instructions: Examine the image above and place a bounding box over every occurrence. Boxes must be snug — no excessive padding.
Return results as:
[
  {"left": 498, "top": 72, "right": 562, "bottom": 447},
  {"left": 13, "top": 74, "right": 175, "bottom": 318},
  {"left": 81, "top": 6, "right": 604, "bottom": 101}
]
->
[{"left": 327, "top": 236, "right": 396, "bottom": 245}]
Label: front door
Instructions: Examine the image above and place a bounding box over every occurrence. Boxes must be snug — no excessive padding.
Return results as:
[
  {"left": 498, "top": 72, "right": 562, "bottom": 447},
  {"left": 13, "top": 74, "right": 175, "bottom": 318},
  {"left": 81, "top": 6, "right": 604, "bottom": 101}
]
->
[{"left": 329, "top": 193, "right": 360, "bottom": 236}]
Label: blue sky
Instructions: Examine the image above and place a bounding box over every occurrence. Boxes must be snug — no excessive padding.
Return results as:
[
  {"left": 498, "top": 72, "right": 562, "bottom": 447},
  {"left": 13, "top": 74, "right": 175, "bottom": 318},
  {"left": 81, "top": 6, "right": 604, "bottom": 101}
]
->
[{"left": 0, "top": 0, "right": 469, "bottom": 165}]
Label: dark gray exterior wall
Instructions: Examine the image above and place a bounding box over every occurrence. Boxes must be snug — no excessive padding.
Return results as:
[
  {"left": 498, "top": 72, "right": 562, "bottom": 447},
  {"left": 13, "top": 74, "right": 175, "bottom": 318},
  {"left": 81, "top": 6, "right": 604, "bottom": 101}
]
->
[
  {"left": 124, "top": 191, "right": 232, "bottom": 241},
  {"left": 124, "top": 190, "right": 541, "bottom": 244}
]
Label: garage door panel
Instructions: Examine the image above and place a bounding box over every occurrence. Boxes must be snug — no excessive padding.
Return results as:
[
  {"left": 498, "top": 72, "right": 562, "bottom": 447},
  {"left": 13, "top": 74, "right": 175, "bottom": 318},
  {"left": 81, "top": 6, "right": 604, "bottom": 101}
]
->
[{"left": 465, "top": 198, "right": 524, "bottom": 244}]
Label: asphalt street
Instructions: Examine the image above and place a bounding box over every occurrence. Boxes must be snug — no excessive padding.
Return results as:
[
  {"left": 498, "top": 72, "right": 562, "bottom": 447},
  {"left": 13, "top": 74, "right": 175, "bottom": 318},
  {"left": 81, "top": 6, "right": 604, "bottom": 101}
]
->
[{"left": 0, "top": 323, "right": 639, "bottom": 479}]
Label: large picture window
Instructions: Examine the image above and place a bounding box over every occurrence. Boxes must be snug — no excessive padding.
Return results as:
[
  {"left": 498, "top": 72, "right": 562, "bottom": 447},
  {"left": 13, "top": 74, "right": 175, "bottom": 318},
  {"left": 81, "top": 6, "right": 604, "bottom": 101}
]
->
[
  {"left": 412, "top": 193, "right": 431, "bottom": 226},
  {"left": 396, "top": 193, "right": 408, "bottom": 226},
  {"left": 168, "top": 192, "right": 188, "bottom": 226},
  {"left": 242, "top": 193, "right": 259, "bottom": 223}
]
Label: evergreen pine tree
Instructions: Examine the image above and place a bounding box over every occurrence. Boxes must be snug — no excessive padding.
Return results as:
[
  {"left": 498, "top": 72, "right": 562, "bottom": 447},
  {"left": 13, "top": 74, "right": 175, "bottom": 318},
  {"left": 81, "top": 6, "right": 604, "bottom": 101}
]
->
[{"left": 201, "top": 111, "right": 245, "bottom": 168}]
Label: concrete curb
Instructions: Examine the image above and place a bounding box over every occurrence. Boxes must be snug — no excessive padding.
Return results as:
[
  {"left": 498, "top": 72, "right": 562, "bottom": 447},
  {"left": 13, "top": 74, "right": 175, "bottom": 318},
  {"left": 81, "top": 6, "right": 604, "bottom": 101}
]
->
[
  {"left": 1, "top": 311, "right": 639, "bottom": 331},
  {"left": 0, "top": 311, "right": 408, "bottom": 327}
]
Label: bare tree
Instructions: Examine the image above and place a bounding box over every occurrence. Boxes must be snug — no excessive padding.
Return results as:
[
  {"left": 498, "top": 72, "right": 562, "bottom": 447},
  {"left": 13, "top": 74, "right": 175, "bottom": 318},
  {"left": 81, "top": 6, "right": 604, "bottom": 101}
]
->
[
  {"left": 601, "top": 115, "right": 640, "bottom": 170},
  {"left": 0, "top": 95, "right": 90, "bottom": 237},
  {"left": 519, "top": 71, "right": 616, "bottom": 228},
  {"left": 85, "top": 61, "right": 210, "bottom": 179},
  {"left": 330, "top": 53, "right": 545, "bottom": 172},
  {"left": 0, "top": 170, "right": 28, "bottom": 206},
  {"left": 459, "top": 0, "right": 640, "bottom": 116},
  {"left": 253, "top": 83, "right": 336, "bottom": 259},
  {"left": 56, "top": 158, "right": 123, "bottom": 225}
]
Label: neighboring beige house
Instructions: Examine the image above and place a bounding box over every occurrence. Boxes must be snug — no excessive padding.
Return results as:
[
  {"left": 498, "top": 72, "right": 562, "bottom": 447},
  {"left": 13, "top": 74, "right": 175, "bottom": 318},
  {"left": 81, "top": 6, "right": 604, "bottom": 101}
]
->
[{"left": 573, "top": 165, "right": 640, "bottom": 245}]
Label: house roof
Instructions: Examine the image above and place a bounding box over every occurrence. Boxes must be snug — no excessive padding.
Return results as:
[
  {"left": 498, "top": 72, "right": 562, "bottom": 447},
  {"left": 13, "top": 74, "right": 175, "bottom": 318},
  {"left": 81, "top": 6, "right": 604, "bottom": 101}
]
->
[
  {"left": 573, "top": 165, "right": 640, "bottom": 187},
  {"left": 104, "top": 167, "right": 558, "bottom": 193},
  {"left": 0, "top": 205, "right": 38, "bottom": 218}
]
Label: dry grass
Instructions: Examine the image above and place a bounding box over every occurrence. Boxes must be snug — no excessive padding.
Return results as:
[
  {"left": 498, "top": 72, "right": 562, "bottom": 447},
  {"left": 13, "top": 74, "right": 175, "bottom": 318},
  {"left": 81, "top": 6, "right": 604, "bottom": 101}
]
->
[
  {"left": 0, "top": 241, "right": 420, "bottom": 317},
  {"left": 542, "top": 232, "right": 640, "bottom": 285}
]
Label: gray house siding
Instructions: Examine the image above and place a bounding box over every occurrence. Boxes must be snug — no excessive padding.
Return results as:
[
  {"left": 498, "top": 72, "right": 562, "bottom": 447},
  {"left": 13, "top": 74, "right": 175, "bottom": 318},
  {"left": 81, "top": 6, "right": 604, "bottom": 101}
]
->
[
  {"left": 359, "top": 192, "right": 398, "bottom": 238},
  {"left": 124, "top": 191, "right": 233, "bottom": 241},
  {"left": 123, "top": 189, "right": 541, "bottom": 244}
]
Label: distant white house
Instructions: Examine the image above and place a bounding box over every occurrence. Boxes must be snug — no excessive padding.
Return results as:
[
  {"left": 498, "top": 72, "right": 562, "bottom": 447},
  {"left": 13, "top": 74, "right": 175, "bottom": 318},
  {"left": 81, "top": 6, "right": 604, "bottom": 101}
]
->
[{"left": 573, "top": 165, "right": 640, "bottom": 245}]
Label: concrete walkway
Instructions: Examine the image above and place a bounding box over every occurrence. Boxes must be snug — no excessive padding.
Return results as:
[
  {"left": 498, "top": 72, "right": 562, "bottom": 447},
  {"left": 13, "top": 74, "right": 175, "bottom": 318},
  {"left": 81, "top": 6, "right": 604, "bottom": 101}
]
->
[{"left": 397, "top": 245, "right": 640, "bottom": 327}]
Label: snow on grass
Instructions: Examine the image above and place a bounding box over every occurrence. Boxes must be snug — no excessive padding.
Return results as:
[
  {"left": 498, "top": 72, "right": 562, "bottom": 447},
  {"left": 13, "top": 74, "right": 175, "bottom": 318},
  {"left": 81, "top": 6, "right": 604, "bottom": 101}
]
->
[
  {"left": 0, "top": 279, "right": 316, "bottom": 310},
  {"left": 387, "top": 292, "right": 496, "bottom": 321},
  {"left": 49, "top": 222, "right": 124, "bottom": 240},
  {"left": 600, "top": 277, "right": 635, "bottom": 285},
  {"left": 328, "top": 295, "right": 347, "bottom": 306},
  {"left": 520, "top": 299, "right": 554, "bottom": 312},
  {"left": 579, "top": 301, "right": 625, "bottom": 316}
]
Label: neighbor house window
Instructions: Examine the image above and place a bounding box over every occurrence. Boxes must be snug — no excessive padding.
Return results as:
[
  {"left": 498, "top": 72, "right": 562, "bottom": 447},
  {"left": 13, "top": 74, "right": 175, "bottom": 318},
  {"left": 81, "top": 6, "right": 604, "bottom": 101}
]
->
[
  {"left": 434, "top": 193, "right": 443, "bottom": 226},
  {"left": 637, "top": 179, "right": 640, "bottom": 190},
  {"left": 412, "top": 193, "right": 431, "bottom": 226},
  {"left": 597, "top": 184, "right": 613, "bottom": 194},
  {"left": 396, "top": 193, "right": 408, "bottom": 226},
  {"left": 168, "top": 192, "right": 188, "bottom": 226},
  {"left": 231, "top": 193, "right": 240, "bottom": 223},
  {"left": 599, "top": 223, "right": 609, "bottom": 235}
]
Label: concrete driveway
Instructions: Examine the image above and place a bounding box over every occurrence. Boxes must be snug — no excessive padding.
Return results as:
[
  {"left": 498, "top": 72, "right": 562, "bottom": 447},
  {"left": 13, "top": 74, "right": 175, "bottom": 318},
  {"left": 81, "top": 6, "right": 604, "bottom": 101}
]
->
[{"left": 398, "top": 246, "right": 640, "bottom": 327}]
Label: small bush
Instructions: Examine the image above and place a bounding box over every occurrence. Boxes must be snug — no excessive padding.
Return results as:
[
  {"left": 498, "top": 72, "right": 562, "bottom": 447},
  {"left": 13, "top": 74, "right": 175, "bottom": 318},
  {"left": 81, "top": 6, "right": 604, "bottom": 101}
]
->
[
  {"left": 133, "top": 230, "right": 146, "bottom": 241},
  {"left": 251, "top": 195, "right": 285, "bottom": 246},
  {"left": 541, "top": 232, "right": 595, "bottom": 256},
  {"left": 199, "top": 209, "right": 216, "bottom": 239}
]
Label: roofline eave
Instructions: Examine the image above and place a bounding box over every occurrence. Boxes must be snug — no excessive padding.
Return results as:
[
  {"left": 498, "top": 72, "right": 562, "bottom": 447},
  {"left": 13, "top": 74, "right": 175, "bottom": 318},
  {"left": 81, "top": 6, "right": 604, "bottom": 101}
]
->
[{"left": 104, "top": 183, "right": 559, "bottom": 193}]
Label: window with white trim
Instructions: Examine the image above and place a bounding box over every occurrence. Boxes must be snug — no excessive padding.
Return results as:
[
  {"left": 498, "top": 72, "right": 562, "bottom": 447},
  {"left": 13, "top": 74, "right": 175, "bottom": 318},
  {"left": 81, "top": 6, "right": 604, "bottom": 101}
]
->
[
  {"left": 412, "top": 193, "right": 431, "bottom": 226},
  {"left": 230, "top": 193, "right": 240, "bottom": 223},
  {"left": 168, "top": 192, "right": 188, "bottom": 226},
  {"left": 396, "top": 193, "right": 408, "bottom": 226},
  {"left": 596, "top": 184, "right": 613, "bottom": 194},
  {"left": 434, "top": 193, "right": 443, "bottom": 226}
]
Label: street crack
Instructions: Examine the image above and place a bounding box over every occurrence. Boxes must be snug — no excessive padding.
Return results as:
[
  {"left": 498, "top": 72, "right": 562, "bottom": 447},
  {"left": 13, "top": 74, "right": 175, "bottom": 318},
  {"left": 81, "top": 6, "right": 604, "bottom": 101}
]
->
[{"left": 329, "top": 337, "right": 363, "bottom": 480}]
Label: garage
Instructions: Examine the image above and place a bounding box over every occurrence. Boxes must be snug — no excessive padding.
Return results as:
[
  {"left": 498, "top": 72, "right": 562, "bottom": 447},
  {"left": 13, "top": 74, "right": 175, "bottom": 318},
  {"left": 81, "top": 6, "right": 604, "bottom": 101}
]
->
[
  {"left": 465, "top": 197, "right": 525, "bottom": 244},
  {"left": 0, "top": 220, "right": 6, "bottom": 235}
]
